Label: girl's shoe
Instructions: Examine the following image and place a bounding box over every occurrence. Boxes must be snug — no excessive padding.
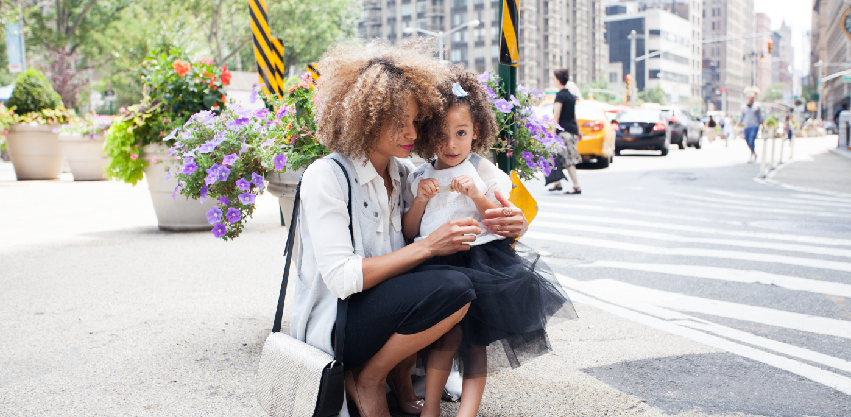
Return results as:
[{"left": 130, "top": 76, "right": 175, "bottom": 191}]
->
[{"left": 386, "top": 373, "right": 424, "bottom": 415}]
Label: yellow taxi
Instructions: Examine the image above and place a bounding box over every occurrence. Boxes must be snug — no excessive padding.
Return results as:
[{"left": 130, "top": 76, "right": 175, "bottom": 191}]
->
[
  {"left": 575, "top": 100, "right": 616, "bottom": 168},
  {"left": 536, "top": 99, "right": 616, "bottom": 168}
]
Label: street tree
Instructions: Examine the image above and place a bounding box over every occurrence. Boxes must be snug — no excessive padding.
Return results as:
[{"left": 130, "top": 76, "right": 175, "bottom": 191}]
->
[
  {"left": 761, "top": 82, "right": 786, "bottom": 103},
  {"left": 638, "top": 86, "right": 666, "bottom": 105}
]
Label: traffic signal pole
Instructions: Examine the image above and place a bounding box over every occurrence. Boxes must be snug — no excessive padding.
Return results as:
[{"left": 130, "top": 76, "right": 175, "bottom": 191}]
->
[
  {"left": 496, "top": 0, "right": 519, "bottom": 174},
  {"left": 628, "top": 30, "right": 637, "bottom": 108}
]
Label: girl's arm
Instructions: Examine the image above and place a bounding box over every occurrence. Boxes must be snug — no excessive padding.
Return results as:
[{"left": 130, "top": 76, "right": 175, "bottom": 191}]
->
[{"left": 402, "top": 178, "right": 439, "bottom": 240}]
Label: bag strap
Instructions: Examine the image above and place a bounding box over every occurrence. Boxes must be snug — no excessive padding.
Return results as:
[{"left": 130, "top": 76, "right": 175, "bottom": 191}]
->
[{"left": 270, "top": 156, "right": 353, "bottom": 364}]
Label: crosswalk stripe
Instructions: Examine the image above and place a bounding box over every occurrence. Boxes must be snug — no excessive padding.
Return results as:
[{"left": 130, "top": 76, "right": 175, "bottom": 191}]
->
[
  {"left": 524, "top": 231, "right": 851, "bottom": 272},
  {"left": 663, "top": 191, "right": 849, "bottom": 217},
  {"left": 532, "top": 220, "right": 851, "bottom": 258},
  {"left": 567, "top": 260, "right": 851, "bottom": 298},
  {"left": 577, "top": 278, "right": 851, "bottom": 339},
  {"left": 708, "top": 189, "right": 851, "bottom": 209},
  {"left": 556, "top": 274, "right": 851, "bottom": 396},
  {"left": 537, "top": 201, "right": 744, "bottom": 226},
  {"left": 535, "top": 211, "right": 851, "bottom": 247}
]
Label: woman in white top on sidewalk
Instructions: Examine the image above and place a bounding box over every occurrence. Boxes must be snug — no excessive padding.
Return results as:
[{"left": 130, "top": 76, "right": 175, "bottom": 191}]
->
[{"left": 289, "top": 41, "right": 529, "bottom": 417}]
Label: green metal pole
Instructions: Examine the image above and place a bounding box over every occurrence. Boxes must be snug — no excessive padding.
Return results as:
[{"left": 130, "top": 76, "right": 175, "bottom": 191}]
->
[{"left": 496, "top": 0, "right": 517, "bottom": 174}]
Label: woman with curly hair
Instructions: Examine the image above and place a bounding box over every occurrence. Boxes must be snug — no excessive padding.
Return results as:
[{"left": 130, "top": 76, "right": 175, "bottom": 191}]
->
[
  {"left": 289, "top": 40, "right": 529, "bottom": 417},
  {"left": 403, "top": 67, "right": 575, "bottom": 417}
]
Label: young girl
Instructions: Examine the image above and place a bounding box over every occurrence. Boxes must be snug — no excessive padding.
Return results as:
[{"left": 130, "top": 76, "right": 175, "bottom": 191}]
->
[{"left": 403, "top": 68, "right": 577, "bottom": 417}]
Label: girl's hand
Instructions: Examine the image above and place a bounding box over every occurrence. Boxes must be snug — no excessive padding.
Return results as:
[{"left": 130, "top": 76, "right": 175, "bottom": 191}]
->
[
  {"left": 423, "top": 218, "right": 481, "bottom": 256},
  {"left": 450, "top": 175, "right": 482, "bottom": 199},
  {"left": 481, "top": 191, "right": 528, "bottom": 239},
  {"left": 415, "top": 178, "right": 440, "bottom": 203}
]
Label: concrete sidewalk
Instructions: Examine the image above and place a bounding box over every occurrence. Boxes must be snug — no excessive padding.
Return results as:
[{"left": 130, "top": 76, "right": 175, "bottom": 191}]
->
[
  {"left": 0, "top": 161, "right": 770, "bottom": 417},
  {"left": 768, "top": 145, "right": 851, "bottom": 196}
]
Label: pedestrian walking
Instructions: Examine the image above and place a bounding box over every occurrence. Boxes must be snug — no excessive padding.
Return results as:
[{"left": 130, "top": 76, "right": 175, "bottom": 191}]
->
[
  {"left": 547, "top": 68, "right": 583, "bottom": 194},
  {"left": 406, "top": 68, "right": 576, "bottom": 417},
  {"left": 736, "top": 92, "right": 763, "bottom": 163},
  {"left": 289, "top": 40, "right": 530, "bottom": 417},
  {"left": 722, "top": 114, "right": 734, "bottom": 147},
  {"left": 706, "top": 115, "right": 717, "bottom": 143},
  {"left": 785, "top": 115, "right": 794, "bottom": 141}
]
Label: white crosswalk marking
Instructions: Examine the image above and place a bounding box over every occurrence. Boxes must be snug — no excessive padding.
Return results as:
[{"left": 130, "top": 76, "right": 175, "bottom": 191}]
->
[{"left": 530, "top": 186, "right": 851, "bottom": 399}]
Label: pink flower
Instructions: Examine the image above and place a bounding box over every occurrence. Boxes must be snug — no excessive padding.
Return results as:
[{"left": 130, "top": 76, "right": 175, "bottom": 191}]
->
[
  {"left": 199, "top": 57, "right": 214, "bottom": 65},
  {"left": 130, "top": 153, "right": 138, "bottom": 161},
  {"left": 119, "top": 107, "right": 126, "bottom": 113},
  {"left": 152, "top": 157, "right": 158, "bottom": 164}
]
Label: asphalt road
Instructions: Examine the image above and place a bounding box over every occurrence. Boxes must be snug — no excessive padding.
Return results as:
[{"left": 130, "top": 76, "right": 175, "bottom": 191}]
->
[
  {"left": 0, "top": 135, "right": 848, "bottom": 417},
  {"left": 523, "top": 135, "right": 851, "bottom": 417}
]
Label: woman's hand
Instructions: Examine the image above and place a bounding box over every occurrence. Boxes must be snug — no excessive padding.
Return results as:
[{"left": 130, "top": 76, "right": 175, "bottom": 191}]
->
[
  {"left": 422, "top": 218, "right": 481, "bottom": 257},
  {"left": 481, "top": 190, "right": 528, "bottom": 239}
]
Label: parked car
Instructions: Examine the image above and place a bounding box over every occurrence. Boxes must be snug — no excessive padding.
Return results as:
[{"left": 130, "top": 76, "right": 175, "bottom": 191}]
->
[
  {"left": 613, "top": 109, "right": 671, "bottom": 156},
  {"left": 575, "top": 100, "right": 616, "bottom": 168},
  {"left": 660, "top": 106, "right": 703, "bottom": 149},
  {"left": 824, "top": 121, "right": 838, "bottom": 135}
]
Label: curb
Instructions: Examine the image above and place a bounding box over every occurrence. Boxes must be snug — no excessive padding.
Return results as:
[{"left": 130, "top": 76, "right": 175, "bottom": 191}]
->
[{"left": 829, "top": 147, "right": 851, "bottom": 160}]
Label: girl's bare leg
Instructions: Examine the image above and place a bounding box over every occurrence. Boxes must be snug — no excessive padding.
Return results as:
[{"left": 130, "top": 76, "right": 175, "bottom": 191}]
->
[
  {"left": 422, "top": 325, "right": 463, "bottom": 417},
  {"left": 352, "top": 304, "right": 470, "bottom": 417},
  {"left": 456, "top": 346, "right": 487, "bottom": 417}
]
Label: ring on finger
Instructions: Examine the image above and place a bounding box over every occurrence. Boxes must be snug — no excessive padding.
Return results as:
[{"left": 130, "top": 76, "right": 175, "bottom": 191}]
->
[
  {"left": 502, "top": 207, "right": 512, "bottom": 217},
  {"left": 495, "top": 225, "right": 501, "bottom": 231}
]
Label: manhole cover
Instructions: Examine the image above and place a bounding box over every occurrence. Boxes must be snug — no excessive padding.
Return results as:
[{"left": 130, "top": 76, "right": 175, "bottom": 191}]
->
[{"left": 748, "top": 220, "right": 851, "bottom": 234}]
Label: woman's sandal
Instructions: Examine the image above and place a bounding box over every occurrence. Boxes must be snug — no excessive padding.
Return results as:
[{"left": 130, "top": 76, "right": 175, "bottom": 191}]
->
[
  {"left": 564, "top": 187, "right": 581, "bottom": 195},
  {"left": 548, "top": 183, "right": 563, "bottom": 192},
  {"left": 386, "top": 372, "right": 424, "bottom": 415}
]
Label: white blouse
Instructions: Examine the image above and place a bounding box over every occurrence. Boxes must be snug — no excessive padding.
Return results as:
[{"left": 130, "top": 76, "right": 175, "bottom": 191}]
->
[{"left": 298, "top": 157, "right": 407, "bottom": 299}]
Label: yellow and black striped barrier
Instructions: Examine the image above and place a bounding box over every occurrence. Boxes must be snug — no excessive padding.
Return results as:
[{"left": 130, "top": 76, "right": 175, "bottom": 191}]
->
[
  {"left": 499, "top": 0, "right": 518, "bottom": 67},
  {"left": 307, "top": 63, "right": 320, "bottom": 81},
  {"left": 248, "top": 0, "right": 285, "bottom": 97}
]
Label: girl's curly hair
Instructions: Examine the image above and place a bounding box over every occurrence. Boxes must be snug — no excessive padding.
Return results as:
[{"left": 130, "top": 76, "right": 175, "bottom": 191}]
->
[
  {"left": 414, "top": 65, "right": 498, "bottom": 159},
  {"left": 312, "top": 39, "right": 450, "bottom": 160}
]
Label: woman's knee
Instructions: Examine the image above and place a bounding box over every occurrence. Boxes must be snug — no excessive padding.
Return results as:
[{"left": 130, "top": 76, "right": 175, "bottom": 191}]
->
[{"left": 437, "top": 270, "right": 474, "bottom": 297}]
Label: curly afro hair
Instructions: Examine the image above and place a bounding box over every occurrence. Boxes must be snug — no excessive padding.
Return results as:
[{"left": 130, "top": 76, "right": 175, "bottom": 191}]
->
[
  {"left": 414, "top": 65, "right": 498, "bottom": 159},
  {"left": 312, "top": 38, "right": 451, "bottom": 161}
]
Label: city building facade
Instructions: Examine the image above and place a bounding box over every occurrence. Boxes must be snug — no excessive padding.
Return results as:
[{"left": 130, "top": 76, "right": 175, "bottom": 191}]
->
[
  {"left": 771, "top": 20, "right": 793, "bottom": 102},
  {"left": 810, "top": 0, "right": 851, "bottom": 120},
  {"left": 755, "top": 13, "right": 773, "bottom": 97},
  {"left": 357, "top": 0, "right": 608, "bottom": 91},
  {"left": 701, "top": 0, "right": 755, "bottom": 114},
  {"left": 605, "top": 4, "right": 702, "bottom": 106}
]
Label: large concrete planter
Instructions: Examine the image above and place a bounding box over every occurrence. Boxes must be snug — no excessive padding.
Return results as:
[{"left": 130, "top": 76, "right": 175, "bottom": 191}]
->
[
  {"left": 142, "top": 144, "right": 215, "bottom": 231},
  {"left": 58, "top": 133, "right": 108, "bottom": 181},
  {"left": 5, "top": 123, "right": 64, "bottom": 180},
  {"left": 267, "top": 168, "right": 305, "bottom": 227}
]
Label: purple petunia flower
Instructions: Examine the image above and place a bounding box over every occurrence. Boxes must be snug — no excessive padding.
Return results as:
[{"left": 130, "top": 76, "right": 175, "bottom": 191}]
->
[
  {"left": 164, "top": 129, "right": 178, "bottom": 142},
  {"left": 180, "top": 161, "right": 198, "bottom": 175},
  {"left": 227, "top": 117, "right": 250, "bottom": 130},
  {"left": 225, "top": 207, "right": 241, "bottom": 223},
  {"left": 484, "top": 87, "right": 497, "bottom": 99},
  {"left": 200, "top": 184, "right": 208, "bottom": 204},
  {"left": 252, "top": 172, "right": 265, "bottom": 189},
  {"left": 219, "top": 196, "right": 230, "bottom": 206},
  {"left": 172, "top": 185, "right": 179, "bottom": 200},
  {"left": 274, "top": 154, "right": 287, "bottom": 171},
  {"left": 509, "top": 95, "right": 521, "bottom": 106},
  {"left": 477, "top": 71, "right": 492, "bottom": 83},
  {"left": 238, "top": 193, "right": 256, "bottom": 205},
  {"left": 180, "top": 130, "right": 193, "bottom": 140},
  {"left": 517, "top": 84, "right": 529, "bottom": 95},
  {"left": 206, "top": 207, "right": 222, "bottom": 224},
  {"left": 211, "top": 223, "right": 227, "bottom": 238},
  {"left": 217, "top": 166, "right": 231, "bottom": 181},
  {"left": 250, "top": 83, "right": 265, "bottom": 104},
  {"left": 236, "top": 178, "right": 251, "bottom": 191},
  {"left": 198, "top": 142, "right": 216, "bottom": 154},
  {"left": 537, "top": 156, "right": 551, "bottom": 176},
  {"left": 521, "top": 151, "right": 535, "bottom": 163},
  {"left": 276, "top": 105, "right": 290, "bottom": 119},
  {"left": 494, "top": 99, "right": 514, "bottom": 114},
  {"left": 254, "top": 108, "right": 270, "bottom": 118},
  {"left": 222, "top": 153, "right": 238, "bottom": 166},
  {"left": 261, "top": 138, "right": 274, "bottom": 148},
  {"left": 239, "top": 142, "right": 249, "bottom": 154}
]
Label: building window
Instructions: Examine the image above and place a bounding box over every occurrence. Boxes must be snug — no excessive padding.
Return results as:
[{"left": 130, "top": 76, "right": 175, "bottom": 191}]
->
[
  {"left": 609, "top": 72, "right": 618, "bottom": 83},
  {"left": 453, "top": 0, "right": 466, "bottom": 7},
  {"left": 452, "top": 12, "right": 467, "bottom": 26},
  {"left": 402, "top": 3, "right": 412, "bottom": 17}
]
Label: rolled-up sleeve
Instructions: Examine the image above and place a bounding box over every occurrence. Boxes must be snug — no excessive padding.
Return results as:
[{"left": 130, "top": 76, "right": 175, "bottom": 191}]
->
[{"left": 300, "top": 162, "right": 363, "bottom": 299}]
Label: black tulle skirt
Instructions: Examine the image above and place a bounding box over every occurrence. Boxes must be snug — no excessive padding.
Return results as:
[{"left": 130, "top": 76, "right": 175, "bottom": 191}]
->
[{"left": 413, "top": 238, "right": 577, "bottom": 375}]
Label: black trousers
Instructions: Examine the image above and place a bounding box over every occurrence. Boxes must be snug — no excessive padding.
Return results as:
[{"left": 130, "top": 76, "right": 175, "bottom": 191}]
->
[{"left": 342, "top": 268, "right": 476, "bottom": 370}]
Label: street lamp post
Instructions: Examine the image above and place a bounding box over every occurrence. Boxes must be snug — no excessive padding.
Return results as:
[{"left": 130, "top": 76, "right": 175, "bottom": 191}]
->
[
  {"left": 815, "top": 60, "right": 823, "bottom": 120},
  {"left": 403, "top": 20, "right": 481, "bottom": 63}
]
